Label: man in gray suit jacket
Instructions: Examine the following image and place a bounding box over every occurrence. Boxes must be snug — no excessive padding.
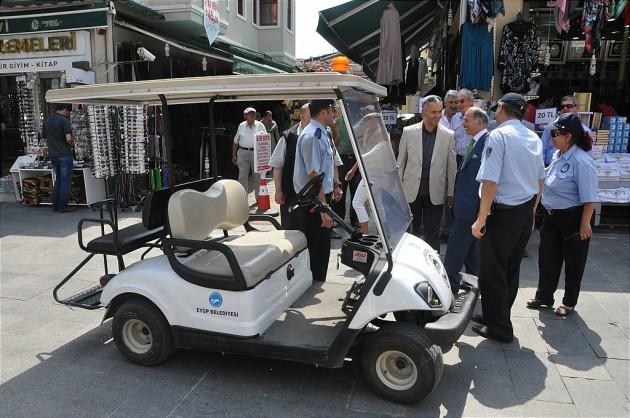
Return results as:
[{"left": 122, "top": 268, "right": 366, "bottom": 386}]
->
[{"left": 397, "top": 95, "right": 457, "bottom": 251}]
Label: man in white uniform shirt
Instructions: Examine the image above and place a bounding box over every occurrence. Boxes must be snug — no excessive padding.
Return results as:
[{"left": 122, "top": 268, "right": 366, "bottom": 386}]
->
[{"left": 233, "top": 107, "right": 267, "bottom": 200}]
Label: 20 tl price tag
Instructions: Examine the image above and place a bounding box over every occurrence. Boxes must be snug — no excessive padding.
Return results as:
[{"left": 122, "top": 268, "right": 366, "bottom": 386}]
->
[{"left": 535, "top": 107, "right": 557, "bottom": 125}]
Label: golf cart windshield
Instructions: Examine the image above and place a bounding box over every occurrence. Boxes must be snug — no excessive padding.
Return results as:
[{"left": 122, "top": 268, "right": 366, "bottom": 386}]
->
[{"left": 341, "top": 90, "right": 412, "bottom": 251}]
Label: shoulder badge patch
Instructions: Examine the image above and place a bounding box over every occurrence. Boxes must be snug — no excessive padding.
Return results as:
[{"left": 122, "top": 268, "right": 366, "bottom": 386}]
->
[{"left": 486, "top": 147, "right": 493, "bottom": 157}]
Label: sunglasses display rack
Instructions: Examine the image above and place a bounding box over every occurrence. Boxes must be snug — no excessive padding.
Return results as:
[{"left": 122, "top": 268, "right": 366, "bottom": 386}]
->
[
  {"left": 119, "top": 105, "right": 148, "bottom": 175},
  {"left": 16, "top": 79, "right": 41, "bottom": 150},
  {"left": 70, "top": 108, "right": 93, "bottom": 162},
  {"left": 87, "top": 105, "right": 119, "bottom": 178}
]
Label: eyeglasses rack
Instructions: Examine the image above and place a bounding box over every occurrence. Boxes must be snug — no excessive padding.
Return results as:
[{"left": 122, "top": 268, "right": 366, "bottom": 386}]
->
[{"left": 16, "top": 78, "right": 41, "bottom": 151}]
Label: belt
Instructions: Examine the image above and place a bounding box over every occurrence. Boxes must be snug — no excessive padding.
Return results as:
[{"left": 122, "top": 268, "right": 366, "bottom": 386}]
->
[
  {"left": 341, "top": 154, "right": 355, "bottom": 158},
  {"left": 493, "top": 196, "right": 536, "bottom": 210},
  {"left": 239, "top": 146, "right": 254, "bottom": 151},
  {"left": 545, "top": 205, "right": 582, "bottom": 216}
]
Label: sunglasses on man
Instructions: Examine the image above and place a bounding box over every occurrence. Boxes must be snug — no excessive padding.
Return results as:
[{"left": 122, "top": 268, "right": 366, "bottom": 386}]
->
[{"left": 560, "top": 103, "right": 575, "bottom": 110}]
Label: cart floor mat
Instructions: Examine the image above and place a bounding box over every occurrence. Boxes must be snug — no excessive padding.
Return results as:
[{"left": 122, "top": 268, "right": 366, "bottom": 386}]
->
[{"left": 260, "top": 282, "right": 348, "bottom": 349}]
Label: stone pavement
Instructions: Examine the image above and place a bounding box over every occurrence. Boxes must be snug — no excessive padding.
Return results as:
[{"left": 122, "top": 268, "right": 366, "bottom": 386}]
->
[{"left": 1, "top": 186, "right": 629, "bottom": 417}]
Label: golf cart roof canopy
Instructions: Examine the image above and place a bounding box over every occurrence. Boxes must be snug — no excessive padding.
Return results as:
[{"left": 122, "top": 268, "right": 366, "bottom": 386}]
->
[{"left": 46, "top": 73, "right": 387, "bottom": 106}]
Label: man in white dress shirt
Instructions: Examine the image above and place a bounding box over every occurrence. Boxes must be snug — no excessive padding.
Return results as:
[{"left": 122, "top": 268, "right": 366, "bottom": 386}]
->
[{"left": 233, "top": 107, "right": 267, "bottom": 200}]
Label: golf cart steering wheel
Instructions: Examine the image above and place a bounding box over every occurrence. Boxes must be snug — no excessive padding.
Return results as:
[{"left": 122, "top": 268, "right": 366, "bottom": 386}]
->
[{"left": 291, "top": 172, "right": 325, "bottom": 210}]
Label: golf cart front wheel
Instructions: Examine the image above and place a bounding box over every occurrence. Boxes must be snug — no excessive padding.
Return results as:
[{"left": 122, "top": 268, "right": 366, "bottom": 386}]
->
[
  {"left": 112, "top": 298, "right": 175, "bottom": 366},
  {"left": 361, "top": 324, "right": 443, "bottom": 404}
]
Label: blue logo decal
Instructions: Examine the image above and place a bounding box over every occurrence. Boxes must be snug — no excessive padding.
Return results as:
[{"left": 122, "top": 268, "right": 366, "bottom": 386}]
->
[{"left": 209, "top": 292, "right": 223, "bottom": 308}]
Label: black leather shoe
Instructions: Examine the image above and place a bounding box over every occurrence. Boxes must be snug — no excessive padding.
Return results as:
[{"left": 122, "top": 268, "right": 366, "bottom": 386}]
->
[
  {"left": 471, "top": 314, "right": 486, "bottom": 325},
  {"left": 471, "top": 324, "right": 513, "bottom": 343}
]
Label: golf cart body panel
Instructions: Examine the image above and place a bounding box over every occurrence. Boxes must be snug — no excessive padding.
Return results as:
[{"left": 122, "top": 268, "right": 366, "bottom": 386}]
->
[
  {"left": 348, "top": 233, "right": 451, "bottom": 330},
  {"left": 101, "top": 251, "right": 312, "bottom": 337}
]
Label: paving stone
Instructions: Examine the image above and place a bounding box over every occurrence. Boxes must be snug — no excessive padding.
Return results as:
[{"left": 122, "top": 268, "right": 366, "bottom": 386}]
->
[
  {"left": 453, "top": 342, "right": 508, "bottom": 372},
  {"left": 563, "top": 377, "right": 630, "bottom": 417},
  {"left": 534, "top": 317, "right": 596, "bottom": 356},
  {"left": 502, "top": 317, "right": 549, "bottom": 354},
  {"left": 604, "top": 358, "right": 630, "bottom": 401},
  {"left": 548, "top": 353, "right": 613, "bottom": 380},
  {"left": 518, "top": 399, "right": 580, "bottom": 417},
  {"left": 505, "top": 350, "right": 572, "bottom": 404},
  {"left": 460, "top": 368, "right": 523, "bottom": 417}
]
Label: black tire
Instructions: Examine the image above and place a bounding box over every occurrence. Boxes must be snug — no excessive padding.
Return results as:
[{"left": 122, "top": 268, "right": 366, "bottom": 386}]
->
[
  {"left": 361, "top": 324, "right": 443, "bottom": 404},
  {"left": 112, "top": 298, "right": 175, "bottom": 366}
]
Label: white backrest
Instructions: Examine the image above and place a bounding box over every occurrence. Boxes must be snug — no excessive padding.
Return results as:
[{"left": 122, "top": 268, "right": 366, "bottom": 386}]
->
[{"left": 168, "top": 179, "right": 249, "bottom": 240}]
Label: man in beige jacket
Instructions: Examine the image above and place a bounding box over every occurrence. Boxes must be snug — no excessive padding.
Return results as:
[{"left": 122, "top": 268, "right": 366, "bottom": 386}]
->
[{"left": 397, "top": 95, "right": 457, "bottom": 252}]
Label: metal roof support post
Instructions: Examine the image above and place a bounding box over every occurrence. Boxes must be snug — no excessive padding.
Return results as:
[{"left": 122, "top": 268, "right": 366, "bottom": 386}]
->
[
  {"left": 158, "top": 94, "right": 175, "bottom": 191},
  {"left": 209, "top": 98, "right": 218, "bottom": 178}
]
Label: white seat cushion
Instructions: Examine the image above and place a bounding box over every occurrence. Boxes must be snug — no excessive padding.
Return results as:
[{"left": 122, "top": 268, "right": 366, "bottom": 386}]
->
[{"left": 184, "top": 230, "right": 307, "bottom": 288}]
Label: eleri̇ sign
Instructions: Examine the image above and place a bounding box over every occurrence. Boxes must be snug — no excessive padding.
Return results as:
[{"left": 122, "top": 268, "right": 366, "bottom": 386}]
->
[{"left": 0, "top": 33, "right": 76, "bottom": 54}]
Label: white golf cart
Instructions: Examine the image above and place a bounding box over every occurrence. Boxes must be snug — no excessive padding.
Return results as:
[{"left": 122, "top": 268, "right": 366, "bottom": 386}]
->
[{"left": 48, "top": 73, "right": 478, "bottom": 404}]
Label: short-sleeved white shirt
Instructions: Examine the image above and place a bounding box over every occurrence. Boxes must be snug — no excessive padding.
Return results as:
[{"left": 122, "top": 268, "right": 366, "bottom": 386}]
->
[{"left": 233, "top": 120, "right": 267, "bottom": 148}]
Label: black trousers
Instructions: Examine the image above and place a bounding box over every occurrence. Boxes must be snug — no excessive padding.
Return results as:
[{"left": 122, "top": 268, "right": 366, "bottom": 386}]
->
[
  {"left": 297, "top": 205, "right": 331, "bottom": 282},
  {"left": 410, "top": 195, "right": 443, "bottom": 252},
  {"left": 535, "top": 206, "right": 590, "bottom": 307},
  {"left": 331, "top": 154, "right": 360, "bottom": 225},
  {"left": 479, "top": 198, "right": 535, "bottom": 341}
]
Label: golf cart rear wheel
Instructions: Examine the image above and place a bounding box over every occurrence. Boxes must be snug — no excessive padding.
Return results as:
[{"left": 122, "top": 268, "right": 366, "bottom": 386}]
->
[
  {"left": 361, "top": 324, "right": 443, "bottom": 404},
  {"left": 112, "top": 299, "right": 174, "bottom": 366}
]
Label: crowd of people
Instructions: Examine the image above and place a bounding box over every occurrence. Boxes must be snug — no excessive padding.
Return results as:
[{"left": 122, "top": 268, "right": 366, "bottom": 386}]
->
[{"left": 233, "top": 87, "right": 599, "bottom": 344}]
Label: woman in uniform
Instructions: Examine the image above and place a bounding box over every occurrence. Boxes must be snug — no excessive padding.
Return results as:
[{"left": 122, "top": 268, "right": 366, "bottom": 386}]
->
[{"left": 526, "top": 113, "right": 598, "bottom": 316}]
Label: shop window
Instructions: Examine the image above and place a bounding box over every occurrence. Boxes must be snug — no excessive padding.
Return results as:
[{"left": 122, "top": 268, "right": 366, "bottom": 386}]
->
[
  {"left": 287, "top": 0, "right": 292, "bottom": 31},
  {"left": 237, "top": 0, "right": 244, "bottom": 18},
  {"left": 259, "top": 0, "right": 278, "bottom": 26}
]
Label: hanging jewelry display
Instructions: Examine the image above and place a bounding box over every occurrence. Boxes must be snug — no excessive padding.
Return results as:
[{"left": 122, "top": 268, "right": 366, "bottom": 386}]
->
[
  {"left": 70, "top": 107, "right": 92, "bottom": 162},
  {"left": 119, "top": 105, "right": 148, "bottom": 174},
  {"left": 87, "top": 105, "right": 118, "bottom": 178},
  {"left": 16, "top": 77, "right": 40, "bottom": 151}
]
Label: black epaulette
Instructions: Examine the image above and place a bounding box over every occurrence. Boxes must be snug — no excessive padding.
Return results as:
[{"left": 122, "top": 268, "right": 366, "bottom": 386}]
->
[{"left": 314, "top": 128, "right": 322, "bottom": 139}]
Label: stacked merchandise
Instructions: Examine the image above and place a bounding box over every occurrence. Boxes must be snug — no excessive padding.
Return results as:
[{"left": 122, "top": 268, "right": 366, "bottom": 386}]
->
[
  {"left": 38, "top": 175, "right": 54, "bottom": 203},
  {"left": 21, "top": 177, "right": 41, "bottom": 206},
  {"left": 119, "top": 105, "right": 148, "bottom": 174},
  {"left": 606, "top": 116, "right": 629, "bottom": 153},
  {"left": 595, "top": 153, "right": 630, "bottom": 204},
  {"left": 70, "top": 108, "right": 93, "bottom": 162},
  {"left": 16, "top": 78, "right": 40, "bottom": 150},
  {"left": 87, "top": 105, "right": 118, "bottom": 178}
]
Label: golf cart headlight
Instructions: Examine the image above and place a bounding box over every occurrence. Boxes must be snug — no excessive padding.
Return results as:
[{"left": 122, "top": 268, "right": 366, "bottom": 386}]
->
[
  {"left": 414, "top": 282, "right": 442, "bottom": 308},
  {"left": 424, "top": 249, "right": 450, "bottom": 288}
]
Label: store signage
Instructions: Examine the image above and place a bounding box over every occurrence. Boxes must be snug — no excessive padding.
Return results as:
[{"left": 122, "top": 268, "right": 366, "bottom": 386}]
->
[
  {"left": 0, "top": 33, "right": 75, "bottom": 54},
  {"left": 535, "top": 107, "right": 557, "bottom": 125},
  {"left": 203, "top": 0, "right": 220, "bottom": 47},
  {"left": 382, "top": 110, "right": 398, "bottom": 125},
  {"left": 0, "top": 31, "right": 91, "bottom": 74},
  {"left": 0, "top": 9, "right": 107, "bottom": 35},
  {"left": 254, "top": 133, "right": 272, "bottom": 173}
]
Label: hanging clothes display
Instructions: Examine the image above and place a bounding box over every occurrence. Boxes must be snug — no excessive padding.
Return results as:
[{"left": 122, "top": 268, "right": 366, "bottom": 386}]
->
[
  {"left": 468, "top": 0, "right": 505, "bottom": 25},
  {"left": 405, "top": 45, "right": 419, "bottom": 95},
  {"left": 498, "top": 20, "right": 538, "bottom": 94},
  {"left": 459, "top": 21, "right": 494, "bottom": 91},
  {"left": 376, "top": 3, "right": 403, "bottom": 86},
  {"left": 582, "top": 0, "right": 610, "bottom": 54}
]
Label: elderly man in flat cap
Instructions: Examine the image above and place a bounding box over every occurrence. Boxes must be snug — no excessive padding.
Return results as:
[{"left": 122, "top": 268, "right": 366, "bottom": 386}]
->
[{"left": 233, "top": 106, "right": 267, "bottom": 201}]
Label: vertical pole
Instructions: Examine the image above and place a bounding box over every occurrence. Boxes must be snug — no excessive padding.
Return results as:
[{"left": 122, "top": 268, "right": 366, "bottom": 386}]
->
[
  {"left": 209, "top": 98, "right": 218, "bottom": 178},
  {"left": 158, "top": 94, "right": 174, "bottom": 190}
]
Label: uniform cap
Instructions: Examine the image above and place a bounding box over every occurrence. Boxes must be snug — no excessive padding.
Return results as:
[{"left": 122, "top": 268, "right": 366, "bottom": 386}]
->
[
  {"left": 490, "top": 93, "right": 527, "bottom": 114},
  {"left": 544, "top": 113, "right": 583, "bottom": 135},
  {"left": 243, "top": 107, "right": 256, "bottom": 114}
]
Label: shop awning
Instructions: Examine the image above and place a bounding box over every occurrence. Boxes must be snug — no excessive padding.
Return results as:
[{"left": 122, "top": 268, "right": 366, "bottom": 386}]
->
[
  {"left": 317, "top": 0, "right": 452, "bottom": 81},
  {"left": 45, "top": 73, "right": 387, "bottom": 106},
  {"left": 0, "top": 1, "right": 110, "bottom": 34}
]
